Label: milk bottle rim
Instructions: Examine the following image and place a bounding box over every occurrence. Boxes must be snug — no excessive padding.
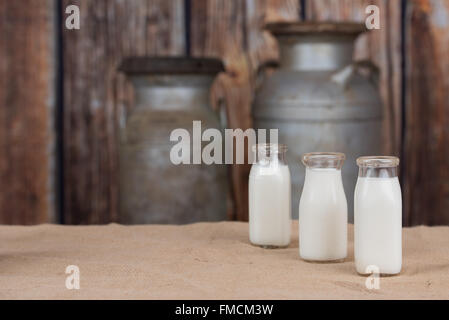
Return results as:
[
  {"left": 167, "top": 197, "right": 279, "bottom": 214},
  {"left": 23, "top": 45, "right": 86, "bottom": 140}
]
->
[
  {"left": 302, "top": 152, "right": 345, "bottom": 169},
  {"left": 357, "top": 156, "right": 400, "bottom": 168},
  {"left": 252, "top": 143, "right": 288, "bottom": 154}
]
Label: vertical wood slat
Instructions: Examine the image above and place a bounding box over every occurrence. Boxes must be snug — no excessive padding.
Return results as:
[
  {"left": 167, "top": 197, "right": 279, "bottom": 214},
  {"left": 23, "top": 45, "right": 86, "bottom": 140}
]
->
[
  {"left": 306, "top": 0, "right": 403, "bottom": 157},
  {"left": 404, "top": 0, "right": 449, "bottom": 225},
  {"left": 0, "top": 0, "right": 56, "bottom": 224},
  {"left": 190, "top": 0, "right": 249, "bottom": 221},
  {"left": 265, "top": 0, "right": 302, "bottom": 22},
  {"left": 248, "top": 0, "right": 301, "bottom": 71},
  {"left": 190, "top": 0, "right": 301, "bottom": 221},
  {"left": 62, "top": 0, "right": 185, "bottom": 224}
]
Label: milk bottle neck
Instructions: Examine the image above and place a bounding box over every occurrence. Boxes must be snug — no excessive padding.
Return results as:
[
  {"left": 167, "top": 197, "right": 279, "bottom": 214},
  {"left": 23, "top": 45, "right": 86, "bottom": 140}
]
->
[
  {"left": 305, "top": 167, "right": 343, "bottom": 177},
  {"left": 256, "top": 152, "right": 287, "bottom": 166},
  {"left": 303, "top": 168, "right": 344, "bottom": 192},
  {"left": 254, "top": 144, "right": 288, "bottom": 166},
  {"left": 356, "top": 156, "right": 400, "bottom": 178},
  {"left": 358, "top": 167, "right": 398, "bottom": 178}
]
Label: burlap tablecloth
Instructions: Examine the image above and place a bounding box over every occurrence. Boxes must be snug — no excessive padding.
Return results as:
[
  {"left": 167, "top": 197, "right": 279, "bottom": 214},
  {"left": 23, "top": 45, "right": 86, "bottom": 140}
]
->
[{"left": 0, "top": 221, "right": 448, "bottom": 299}]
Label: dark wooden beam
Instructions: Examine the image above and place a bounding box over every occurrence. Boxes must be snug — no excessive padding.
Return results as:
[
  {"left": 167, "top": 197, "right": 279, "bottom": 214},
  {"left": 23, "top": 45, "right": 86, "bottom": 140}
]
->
[
  {"left": 0, "top": 0, "right": 56, "bottom": 225},
  {"left": 403, "top": 0, "right": 449, "bottom": 225}
]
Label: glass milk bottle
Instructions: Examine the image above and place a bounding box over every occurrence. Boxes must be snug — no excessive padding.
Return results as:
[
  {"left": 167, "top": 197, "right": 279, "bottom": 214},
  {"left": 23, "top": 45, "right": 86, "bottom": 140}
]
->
[
  {"left": 249, "top": 144, "right": 291, "bottom": 248},
  {"left": 354, "top": 156, "right": 402, "bottom": 275},
  {"left": 299, "top": 153, "right": 348, "bottom": 261}
]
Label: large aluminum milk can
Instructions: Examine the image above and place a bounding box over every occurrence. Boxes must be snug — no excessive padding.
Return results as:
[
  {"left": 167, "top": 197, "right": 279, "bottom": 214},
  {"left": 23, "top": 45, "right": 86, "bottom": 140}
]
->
[
  {"left": 254, "top": 22, "right": 383, "bottom": 222},
  {"left": 119, "top": 57, "right": 228, "bottom": 224}
]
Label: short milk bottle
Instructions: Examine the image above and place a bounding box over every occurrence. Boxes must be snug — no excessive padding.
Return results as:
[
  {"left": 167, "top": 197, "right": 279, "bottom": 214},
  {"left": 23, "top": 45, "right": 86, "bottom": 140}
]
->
[
  {"left": 249, "top": 144, "right": 291, "bottom": 248},
  {"left": 299, "top": 152, "right": 347, "bottom": 261},
  {"left": 354, "top": 156, "right": 402, "bottom": 275}
]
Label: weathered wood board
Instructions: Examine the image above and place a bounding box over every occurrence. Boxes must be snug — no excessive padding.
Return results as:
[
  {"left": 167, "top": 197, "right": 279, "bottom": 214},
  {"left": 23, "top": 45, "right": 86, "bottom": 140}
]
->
[
  {"left": 403, "top": 0, "right": 449, "bottom": 225},
  {"left": 0, "top": 0, "right": 56, "bottom": 224}
]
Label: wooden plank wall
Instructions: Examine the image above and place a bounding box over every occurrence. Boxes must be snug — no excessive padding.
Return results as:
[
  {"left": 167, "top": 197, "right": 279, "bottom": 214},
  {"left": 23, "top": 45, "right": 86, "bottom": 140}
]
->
[
  {"left": 403, "top": 0, "right": 449, "bottom": 225},
  {"left": 0, "top": 0, "right": 56, "bottom": 224},
  {"left": 2, "top": 0, "right": 449, "bottom": 226},
  {"left": 62, "top": 0, "right": 185, "bottom": 224}
]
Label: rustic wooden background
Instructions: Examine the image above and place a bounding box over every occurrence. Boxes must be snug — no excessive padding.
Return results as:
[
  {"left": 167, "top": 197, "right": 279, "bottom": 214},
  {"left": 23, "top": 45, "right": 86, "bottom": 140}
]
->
[{"left": 0, "top": 0, "right": 448, "bottom": 225}]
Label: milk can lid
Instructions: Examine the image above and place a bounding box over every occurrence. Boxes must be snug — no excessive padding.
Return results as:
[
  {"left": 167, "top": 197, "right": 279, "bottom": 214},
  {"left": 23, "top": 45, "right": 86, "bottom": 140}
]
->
[
  {"left": 119, "top": 57, "right": 225, "bottom": 75},
  {"left": 265, "top": 21, "right": 366, "bottom": 36}
]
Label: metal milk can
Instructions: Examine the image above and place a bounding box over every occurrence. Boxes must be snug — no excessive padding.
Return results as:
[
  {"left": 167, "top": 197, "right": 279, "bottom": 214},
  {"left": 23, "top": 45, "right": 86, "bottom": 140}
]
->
[
  {"left": 254, "top": 22, "right": 383, "bottom": 221},
  {"left": 119, "top": 57, "right": 228, "bottom": 224}
]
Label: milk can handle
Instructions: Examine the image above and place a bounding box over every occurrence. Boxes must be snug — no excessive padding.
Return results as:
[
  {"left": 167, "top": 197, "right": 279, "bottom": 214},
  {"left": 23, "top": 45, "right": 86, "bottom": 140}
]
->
[
  {"left": 331, "top": 60, "right": 380, "bottom": 89},
  {"left": 255, "top": 59, "right": 279, "bottom": 89}
]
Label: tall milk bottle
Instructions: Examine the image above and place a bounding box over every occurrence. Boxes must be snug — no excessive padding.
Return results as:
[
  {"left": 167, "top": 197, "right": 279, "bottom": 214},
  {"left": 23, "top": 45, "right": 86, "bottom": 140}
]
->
[
  {"left": 299, "top": 152, "right": 347, "bottom": 261},
  {"left": 354, "top": 156, "right": 402, "bottom": 275},
  {"left": 249, "top": 144, "right": 291, "bottom": 248}
]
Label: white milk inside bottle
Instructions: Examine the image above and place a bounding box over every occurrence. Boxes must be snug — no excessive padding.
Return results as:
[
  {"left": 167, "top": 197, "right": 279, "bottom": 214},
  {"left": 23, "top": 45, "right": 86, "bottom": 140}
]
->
[
  {"left": 299, "top": 152, "right": 347, "bottom": 261},
  {"left": 249, "top": 144, "right": 291, "bottom": 248},
  {"left": 354, "top": 156, "right": 402, "bottom": 275}
]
